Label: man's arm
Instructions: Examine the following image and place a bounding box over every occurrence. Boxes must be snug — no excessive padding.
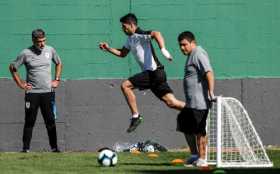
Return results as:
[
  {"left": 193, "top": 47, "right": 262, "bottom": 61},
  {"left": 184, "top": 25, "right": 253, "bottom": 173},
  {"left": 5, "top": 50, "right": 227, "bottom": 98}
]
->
[
  {"left": 150, "top": 31, "right": 173, "bottom": 61},
  {"left": 9, "top": 64, "right": 32, "bottom": 90},
  {"left": 206, "top": 71, "right": 215, "bottom": 100},
  {"left": 52, "top": 63, "right": 62, "bottom": 88},
  {"left": 151, "top": 31, "right": 165, "bottom": 49},
  {"left": 55, "top": 63, "right": 62, "bottom": 80},
  {"left": 99, "top": 42, "right": 129, "bottom": 58}
]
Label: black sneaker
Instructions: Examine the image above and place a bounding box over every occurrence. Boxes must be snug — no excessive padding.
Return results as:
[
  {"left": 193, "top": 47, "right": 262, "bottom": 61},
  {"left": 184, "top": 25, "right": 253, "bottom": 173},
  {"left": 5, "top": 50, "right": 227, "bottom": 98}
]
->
[
  {"left": 126, "top": 115, "right": 143, "bottom": 133},
  {"left": 51, "top": 148, "right": 61, "bottom": 153}
]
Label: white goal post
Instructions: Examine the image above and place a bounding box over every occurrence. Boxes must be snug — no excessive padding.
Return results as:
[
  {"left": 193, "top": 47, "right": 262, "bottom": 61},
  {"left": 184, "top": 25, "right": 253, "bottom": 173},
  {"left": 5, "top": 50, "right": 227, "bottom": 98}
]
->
[{"left": 206, "top": 96, "right": 273, "bottom": 168}]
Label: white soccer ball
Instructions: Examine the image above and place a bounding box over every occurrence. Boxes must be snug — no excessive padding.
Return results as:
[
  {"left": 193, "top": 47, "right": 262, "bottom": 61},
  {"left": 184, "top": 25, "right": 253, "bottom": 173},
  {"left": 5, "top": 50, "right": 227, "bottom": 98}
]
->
[
  {"left": 97, "top": 149, "right": 118, "bottom": 167},
  {"left": 143, "top": 145, "right": 155, "bottom": 152}
]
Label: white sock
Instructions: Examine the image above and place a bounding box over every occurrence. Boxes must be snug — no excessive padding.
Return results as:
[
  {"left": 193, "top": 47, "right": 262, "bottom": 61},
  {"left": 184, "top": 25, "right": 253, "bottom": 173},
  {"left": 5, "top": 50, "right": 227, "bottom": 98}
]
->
[
  {"left": 132, "top": 113, "right": 139, "bottom": 118},
  {"left": 198, "top": 158, "right": 206, "bottom": 163}
]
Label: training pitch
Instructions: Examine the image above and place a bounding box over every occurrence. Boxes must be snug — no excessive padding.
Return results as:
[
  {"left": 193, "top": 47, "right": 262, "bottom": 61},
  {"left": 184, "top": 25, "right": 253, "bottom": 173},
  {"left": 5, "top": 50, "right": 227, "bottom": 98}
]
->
[{"left": 0, "top": 150, "right": 279, "bottom": 174}]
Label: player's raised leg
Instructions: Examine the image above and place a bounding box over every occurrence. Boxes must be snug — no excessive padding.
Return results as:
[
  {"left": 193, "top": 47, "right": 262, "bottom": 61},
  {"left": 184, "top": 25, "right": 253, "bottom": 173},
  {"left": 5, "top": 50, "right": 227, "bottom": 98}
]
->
[
  {"left": 121, "top": 80, "right": 143, "bottom": 133},
  {"left": 121, "top": 80, "right": 138, "bottom": 116},
  {"left": 161, "top": 93, "right": 185, "bottom": 111}
]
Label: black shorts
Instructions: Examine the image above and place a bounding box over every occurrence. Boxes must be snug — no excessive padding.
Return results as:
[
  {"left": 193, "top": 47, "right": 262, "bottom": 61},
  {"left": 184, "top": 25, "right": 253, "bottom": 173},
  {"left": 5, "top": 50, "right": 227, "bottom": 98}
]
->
[
  {"left": 128, "top": 67, "right": 173, "bottom": 99},
  {"left": 176, "top": 107, "right": 209, "bottom": 136}
]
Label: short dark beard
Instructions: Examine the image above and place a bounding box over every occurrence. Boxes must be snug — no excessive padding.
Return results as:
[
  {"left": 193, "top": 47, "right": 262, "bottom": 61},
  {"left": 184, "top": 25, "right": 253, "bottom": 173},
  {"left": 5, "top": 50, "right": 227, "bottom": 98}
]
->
[{"left": 30, "top": 45, "right": 42, "bottom": 55}]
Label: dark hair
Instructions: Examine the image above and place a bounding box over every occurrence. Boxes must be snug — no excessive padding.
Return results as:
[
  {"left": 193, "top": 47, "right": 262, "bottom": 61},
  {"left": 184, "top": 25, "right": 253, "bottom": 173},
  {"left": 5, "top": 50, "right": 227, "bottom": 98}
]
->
[
  {"left": 120, "top": 13, "right": 137, "bottom": 25},
  {"left": 178, "top": 31, "right": 195, "bottom": 43},
  {"left": 32, "top": 29, "right": 45, "bottom": 39}
]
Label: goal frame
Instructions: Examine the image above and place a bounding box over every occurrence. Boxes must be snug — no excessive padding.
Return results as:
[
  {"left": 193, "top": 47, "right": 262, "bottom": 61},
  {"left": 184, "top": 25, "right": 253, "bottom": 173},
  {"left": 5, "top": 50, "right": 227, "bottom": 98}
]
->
[{"left": 206, "top": 96, "right": 273, "bottom": 168}]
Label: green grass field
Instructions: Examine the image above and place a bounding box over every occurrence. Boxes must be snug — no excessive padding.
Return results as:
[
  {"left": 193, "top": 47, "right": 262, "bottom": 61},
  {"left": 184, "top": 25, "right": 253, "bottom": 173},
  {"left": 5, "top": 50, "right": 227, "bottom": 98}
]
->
[{"left": 0, "top": 150, "right": 279, "bottom": 174}]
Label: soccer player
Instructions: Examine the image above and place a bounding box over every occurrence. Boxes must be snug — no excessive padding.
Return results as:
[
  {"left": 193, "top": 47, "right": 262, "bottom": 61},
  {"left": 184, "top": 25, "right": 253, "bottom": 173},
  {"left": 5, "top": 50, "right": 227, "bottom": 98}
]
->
[
  {"left": 9, "top": 29, "right": 62, "bottom": 152},
  {"left": 177, "top": 31, "right": 215, "bottom": 167},
  {"left": 99, "top": 13, "right": 185, "bottom": 133}
]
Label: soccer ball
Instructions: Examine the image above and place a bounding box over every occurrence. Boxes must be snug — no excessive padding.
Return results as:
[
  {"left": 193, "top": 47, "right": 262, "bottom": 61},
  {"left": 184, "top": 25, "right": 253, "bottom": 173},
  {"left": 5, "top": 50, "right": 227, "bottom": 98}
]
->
[
  {"left": 143, "top": 145, "right": 155, "bottom": 152},
  {"left": 97, "top": 149, "right": 118, "bottom": 167}
]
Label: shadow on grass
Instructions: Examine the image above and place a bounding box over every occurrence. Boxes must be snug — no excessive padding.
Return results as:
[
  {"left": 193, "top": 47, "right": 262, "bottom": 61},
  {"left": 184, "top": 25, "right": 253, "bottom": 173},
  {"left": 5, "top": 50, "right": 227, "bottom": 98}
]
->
[{"left": 136, "top": 168, "right": 280, "bottom": 174}]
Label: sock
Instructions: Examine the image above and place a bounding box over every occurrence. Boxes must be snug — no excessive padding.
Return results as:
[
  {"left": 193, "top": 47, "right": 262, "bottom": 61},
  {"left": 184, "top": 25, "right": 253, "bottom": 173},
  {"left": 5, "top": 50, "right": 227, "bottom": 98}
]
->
[
  {"left": 132, "top": 113, "right": 139, "bottom": 118},
  {"left": 198, "top": 158, "right": 206, "bottom": 162}
]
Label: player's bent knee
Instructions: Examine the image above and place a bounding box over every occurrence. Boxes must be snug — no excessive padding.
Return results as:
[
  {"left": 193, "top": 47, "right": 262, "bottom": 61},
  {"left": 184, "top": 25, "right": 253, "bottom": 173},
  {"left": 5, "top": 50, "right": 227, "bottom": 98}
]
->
[
  {"left": 121, "top": 80, "right": 132, "bottom": 90},
  {"left": 120, "top": 83, "right": 128, "bottom": 91}
]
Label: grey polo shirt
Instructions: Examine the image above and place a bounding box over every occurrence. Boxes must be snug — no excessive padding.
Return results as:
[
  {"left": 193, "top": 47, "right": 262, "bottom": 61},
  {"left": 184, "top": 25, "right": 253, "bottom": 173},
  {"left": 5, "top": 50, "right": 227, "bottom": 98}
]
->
[
  {"left": 11, "top": 45, "right": 61, "bottom": 93},
  {"left": 183, "top": 46, "right": 213, "bottom": 110}
]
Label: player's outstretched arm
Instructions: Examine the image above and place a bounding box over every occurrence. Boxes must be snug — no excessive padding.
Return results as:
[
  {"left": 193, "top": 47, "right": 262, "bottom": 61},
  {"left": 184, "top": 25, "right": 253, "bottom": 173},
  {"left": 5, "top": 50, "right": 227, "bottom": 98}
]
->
[
  {"left": 151, "top": 31, "right": 173, "bottom": 61},
  {"left": 99, "top": 42, "right": 129, "bottom": 58}
]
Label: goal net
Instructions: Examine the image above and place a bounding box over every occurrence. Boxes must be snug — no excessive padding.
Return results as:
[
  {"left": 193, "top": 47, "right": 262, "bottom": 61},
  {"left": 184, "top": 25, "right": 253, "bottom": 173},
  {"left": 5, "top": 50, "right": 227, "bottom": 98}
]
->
[{"left": 206, "top": 96, "right": 273, "bottom": 168}]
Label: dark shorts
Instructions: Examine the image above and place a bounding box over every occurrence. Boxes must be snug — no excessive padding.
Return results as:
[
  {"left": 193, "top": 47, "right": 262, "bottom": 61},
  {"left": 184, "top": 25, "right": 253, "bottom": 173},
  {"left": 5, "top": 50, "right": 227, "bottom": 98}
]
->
[
  {"left": 128, "top": 67, "right": 173, "bottom": 99},
  {"left": 176, "top": 107, "right": 209, "bottom": 136}
]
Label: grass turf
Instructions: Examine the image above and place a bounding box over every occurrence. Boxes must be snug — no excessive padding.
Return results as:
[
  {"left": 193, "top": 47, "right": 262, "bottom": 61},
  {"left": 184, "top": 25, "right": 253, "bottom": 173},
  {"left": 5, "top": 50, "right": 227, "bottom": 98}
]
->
[{"left": 0, "top": 150, "right": 279, "bottom": 174}]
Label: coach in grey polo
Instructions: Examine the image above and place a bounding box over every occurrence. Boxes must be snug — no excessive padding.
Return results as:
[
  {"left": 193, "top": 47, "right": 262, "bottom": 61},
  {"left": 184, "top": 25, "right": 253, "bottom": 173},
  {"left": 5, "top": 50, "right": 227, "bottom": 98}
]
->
[
  {"left": 9, "top": 29, "right": 62, "bottom": 152},
  {"left": 177, "top": 31, "right": 215, "bottom": 167}
]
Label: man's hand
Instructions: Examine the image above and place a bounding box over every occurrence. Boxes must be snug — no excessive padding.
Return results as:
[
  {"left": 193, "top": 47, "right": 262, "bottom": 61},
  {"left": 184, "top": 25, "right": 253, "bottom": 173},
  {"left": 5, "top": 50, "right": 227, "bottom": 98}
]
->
[
  {"left": 161, "top": 48, "right": 173, "bottom": 61},
  {"left": 209, "top": 91, "right": 216, "bottom": 102},
  {"left": 19, "top": 81, "right": 32, "bottom": 91},
  {"left": 51, "top": 80, "right": 60, "bottom": 88},
  {"left": 99, "top": 42, "right": 110, "bottom": 51}
]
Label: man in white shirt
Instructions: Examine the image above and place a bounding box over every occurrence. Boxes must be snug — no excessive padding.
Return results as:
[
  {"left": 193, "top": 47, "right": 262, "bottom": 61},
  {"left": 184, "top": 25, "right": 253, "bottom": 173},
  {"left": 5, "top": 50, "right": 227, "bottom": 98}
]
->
[{"left": 99, "top": 13, "right": 185, "bottom": 133}]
